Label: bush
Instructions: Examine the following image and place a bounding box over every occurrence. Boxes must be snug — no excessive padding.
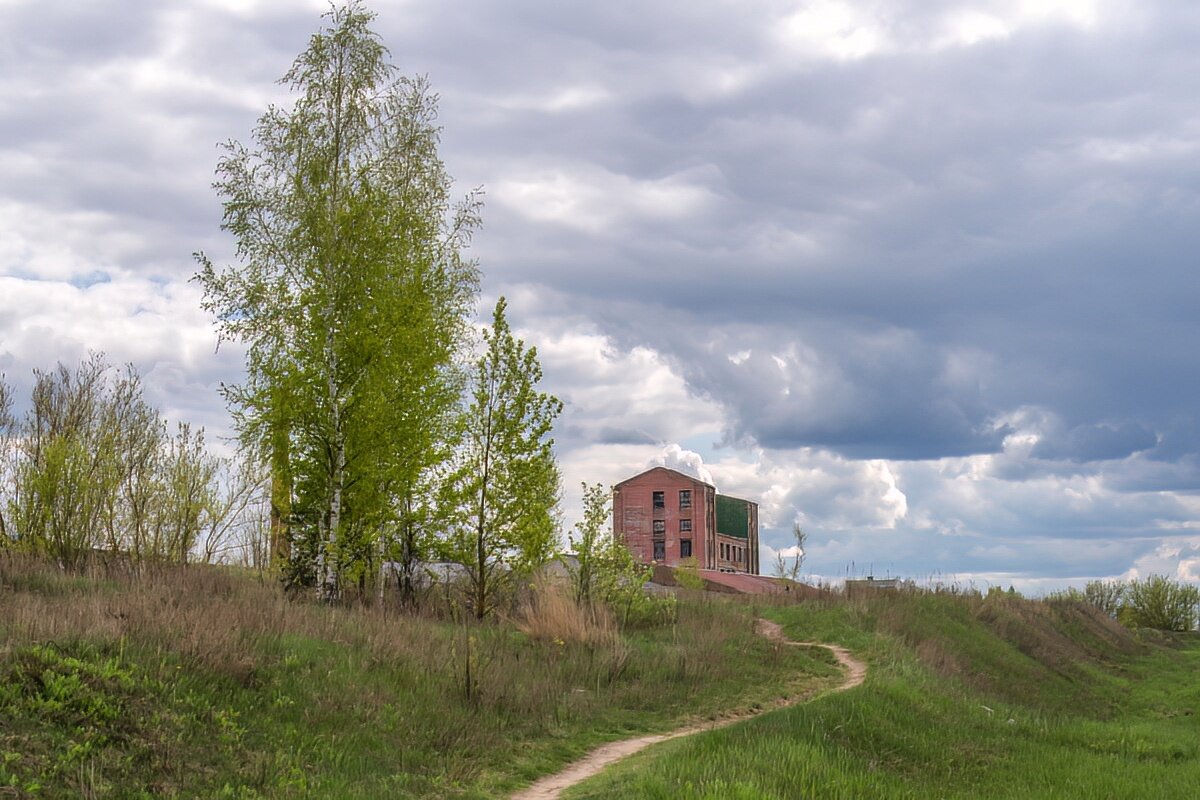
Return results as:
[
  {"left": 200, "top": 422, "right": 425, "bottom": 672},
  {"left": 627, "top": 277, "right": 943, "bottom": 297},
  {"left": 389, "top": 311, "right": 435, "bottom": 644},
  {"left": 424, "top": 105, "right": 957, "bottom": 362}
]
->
[
  {"left": 1122, "top": 576, "right": 1199, "bottom": 632},
  {"left": 1084, "top": 580, "right": 1126, "bottom": 617}
]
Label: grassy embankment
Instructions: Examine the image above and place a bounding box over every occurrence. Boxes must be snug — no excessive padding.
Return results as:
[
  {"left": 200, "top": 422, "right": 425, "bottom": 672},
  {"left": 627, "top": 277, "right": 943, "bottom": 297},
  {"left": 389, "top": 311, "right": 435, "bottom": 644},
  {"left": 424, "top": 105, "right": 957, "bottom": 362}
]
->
[
  {"left": 568, "top": 588, "right": 1200, "bottom": 799},
  {"left": 0, "top": 554, "right": 838, "bottom": 798}
]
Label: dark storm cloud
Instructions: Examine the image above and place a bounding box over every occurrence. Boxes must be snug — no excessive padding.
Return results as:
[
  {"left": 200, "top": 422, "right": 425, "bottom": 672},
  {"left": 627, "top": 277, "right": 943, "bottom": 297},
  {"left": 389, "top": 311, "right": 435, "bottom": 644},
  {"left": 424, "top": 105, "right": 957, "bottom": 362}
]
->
[
  {"left": 372, "top": 2, "right": 1200, "bottom": 469},
  {"left": 6, "top": 1, "right": 1200, "bottom": 586},
  {"left": 1031, "top": 421, "right": 1157, "bottom": 462}
]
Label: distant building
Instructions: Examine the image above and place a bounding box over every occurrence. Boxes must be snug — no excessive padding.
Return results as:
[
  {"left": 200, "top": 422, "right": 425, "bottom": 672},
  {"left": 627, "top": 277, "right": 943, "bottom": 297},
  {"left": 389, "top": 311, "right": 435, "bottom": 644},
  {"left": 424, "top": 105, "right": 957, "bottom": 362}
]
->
[
  {"left": 613, "top": 466, "right": 760, "bottom": 575},
  {"left": 844, "top": 576, "right": 902, "bottom": 596}
]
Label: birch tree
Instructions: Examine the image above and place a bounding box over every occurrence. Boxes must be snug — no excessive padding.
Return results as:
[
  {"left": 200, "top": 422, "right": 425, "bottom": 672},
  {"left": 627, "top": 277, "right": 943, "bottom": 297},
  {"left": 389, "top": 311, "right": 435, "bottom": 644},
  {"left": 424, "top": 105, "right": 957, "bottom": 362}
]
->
[
  {"left": 568, "top": 482, "right": 610, "bottom": 606},
  {"left": 451, "top": 298, "right": 562, "bottom": 619},
  {"left": 195, "top": 2, "right": 479, "bottom": 600},
  {"left": 9, "top": 356, "right": 123, "bottom": 569},
  {"left": 0, "top": 376, "right": 14, "bottom": 543}
]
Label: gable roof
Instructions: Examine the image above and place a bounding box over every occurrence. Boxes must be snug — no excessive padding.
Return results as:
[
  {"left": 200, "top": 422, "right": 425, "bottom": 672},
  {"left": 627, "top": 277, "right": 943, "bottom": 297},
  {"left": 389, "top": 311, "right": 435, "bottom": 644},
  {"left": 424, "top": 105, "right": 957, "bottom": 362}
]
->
[{"left": 613, "top": 465, "right": 716, "bottom": 490}]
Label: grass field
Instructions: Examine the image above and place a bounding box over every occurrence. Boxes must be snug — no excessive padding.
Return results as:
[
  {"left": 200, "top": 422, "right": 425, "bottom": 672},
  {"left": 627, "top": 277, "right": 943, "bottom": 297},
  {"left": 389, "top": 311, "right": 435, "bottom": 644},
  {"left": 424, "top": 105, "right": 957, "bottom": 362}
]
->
[
  {"left": 3, "top": 554, "right": 1197, "bottom": 798},
  {"left": 0, "top": 555, "right": 837, "bottom": 798},
  {"left": 566, "top": 590, "right": 1200, "bottom": 799}
]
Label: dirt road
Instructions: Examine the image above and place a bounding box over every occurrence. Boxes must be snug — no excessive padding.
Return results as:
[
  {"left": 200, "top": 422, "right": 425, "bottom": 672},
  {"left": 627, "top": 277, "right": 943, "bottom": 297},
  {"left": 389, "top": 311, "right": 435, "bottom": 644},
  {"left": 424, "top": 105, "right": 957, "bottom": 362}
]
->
[{"left": 510, "top": 619, "right": 867, "bottom": 799}]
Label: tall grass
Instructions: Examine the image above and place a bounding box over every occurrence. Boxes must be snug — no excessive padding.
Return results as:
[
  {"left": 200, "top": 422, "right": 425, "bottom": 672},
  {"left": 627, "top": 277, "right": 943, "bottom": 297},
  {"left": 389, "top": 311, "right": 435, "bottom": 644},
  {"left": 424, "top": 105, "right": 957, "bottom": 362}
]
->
[
  {"left": 567, "top": 585, "right": 1199, "bottom": 799},
  {"left": 0, "top": 553, "right": 830, "bottom": 797}
]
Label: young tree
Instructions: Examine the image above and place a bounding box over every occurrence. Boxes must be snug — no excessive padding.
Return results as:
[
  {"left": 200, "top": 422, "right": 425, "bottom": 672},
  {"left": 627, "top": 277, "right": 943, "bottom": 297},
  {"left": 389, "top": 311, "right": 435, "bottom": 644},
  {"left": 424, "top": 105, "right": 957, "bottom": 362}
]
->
[
  {"left": 1083, "top": 579, "right": 1126, "bottom": 618},
  {"left": 9, "top": 356, "right": 124, "bottom": 570},
  {"left": 773, "top": 522, "right": 807, "bottom": 582},
  {"left": 196, "top": 456, "right": 269, "bottom": 567},
  {"left": 195, "top": 2, "right": 479, "bottom": 600},
  {"left": 0, "top": 376, "right": 14, "bottom": 543},
  {"left": 450, "top": 298, "right": 562, "bottom": 619},
  {"left": 568, "top": 482, "right": 611, "bottom": 606},
  {"left": 104, "top": 367, "right": 167, "bottom": 561}
]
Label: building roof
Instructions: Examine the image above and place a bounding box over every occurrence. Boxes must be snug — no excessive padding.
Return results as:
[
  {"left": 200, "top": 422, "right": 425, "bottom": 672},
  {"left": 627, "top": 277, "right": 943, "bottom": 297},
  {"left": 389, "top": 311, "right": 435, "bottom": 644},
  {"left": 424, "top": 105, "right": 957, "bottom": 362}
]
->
[
  {"left": 648, "top": 565, "right": 828, "bottom": 597},
  {"left": 700, "top": 570, "right": 786, "bottom": 594},
  {"left": 613, "top": 465, "right": 716, "bottom": 490}
]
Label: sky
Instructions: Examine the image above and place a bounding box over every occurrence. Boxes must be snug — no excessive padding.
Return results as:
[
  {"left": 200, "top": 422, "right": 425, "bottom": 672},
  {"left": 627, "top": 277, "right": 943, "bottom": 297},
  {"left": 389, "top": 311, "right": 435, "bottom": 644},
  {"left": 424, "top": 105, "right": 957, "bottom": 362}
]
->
[{"left": 3, "top": 0, "right": 1200, "bottom": 592}]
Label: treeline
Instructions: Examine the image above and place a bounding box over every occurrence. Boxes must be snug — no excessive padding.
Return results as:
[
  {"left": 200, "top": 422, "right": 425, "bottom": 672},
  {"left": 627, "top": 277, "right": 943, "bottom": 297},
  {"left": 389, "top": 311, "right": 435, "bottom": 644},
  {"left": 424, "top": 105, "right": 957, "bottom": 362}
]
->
[
  {"left": 1052, "top": 576, "right": 1200, "bottom": 632},
  {"left": 0, "top": 356, "right": 265, "bottom": 570}
]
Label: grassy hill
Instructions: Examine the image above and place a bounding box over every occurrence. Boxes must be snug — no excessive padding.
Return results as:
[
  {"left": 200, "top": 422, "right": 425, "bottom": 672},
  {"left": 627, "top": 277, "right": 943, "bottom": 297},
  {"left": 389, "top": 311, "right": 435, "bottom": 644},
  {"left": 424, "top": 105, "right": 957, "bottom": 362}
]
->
[
  {"left": 2, "top": 555, "right": 1197, "bottom": 798},
  {"left": 0, "top": 555, "right": 835, "bottom": 798},
  {"left": 567, "top": 588, "right": 1200, "bottom": 799}
]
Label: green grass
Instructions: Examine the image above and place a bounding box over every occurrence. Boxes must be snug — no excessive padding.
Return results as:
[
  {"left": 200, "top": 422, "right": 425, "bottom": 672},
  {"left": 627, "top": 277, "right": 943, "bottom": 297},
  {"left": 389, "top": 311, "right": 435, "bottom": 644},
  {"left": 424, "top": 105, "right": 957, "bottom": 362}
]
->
[
  {"left": 566, "top": 592, "right": 1200, "bottom": 799},
  {"left": 0, "top": 555, "right": 836, "bottom": 798},
  {"left": 5, "top": 555, "right": 1197, "bottom": 798}
]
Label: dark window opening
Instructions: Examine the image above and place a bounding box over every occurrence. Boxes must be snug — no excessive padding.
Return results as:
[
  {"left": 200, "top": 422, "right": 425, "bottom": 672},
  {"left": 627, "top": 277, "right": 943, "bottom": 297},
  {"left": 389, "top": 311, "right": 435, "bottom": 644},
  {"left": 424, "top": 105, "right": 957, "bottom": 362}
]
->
[
  {"left": 679, "top": 490, "right": 691, "bottom": 509},
  {"left": 652, "top": 520, "right": 666, "bottom": 535},
  {"left": 652, "top": 491, "right": 665, "bottom": 509},
  {"left": 680, "top": 539, "right": 692, "bottom": 558},
  {"left": 653, "top": 541, "right": 665, "bottom": 561},
  {"left": 679, "top": 518, "right": 692, "bottom": 532}
]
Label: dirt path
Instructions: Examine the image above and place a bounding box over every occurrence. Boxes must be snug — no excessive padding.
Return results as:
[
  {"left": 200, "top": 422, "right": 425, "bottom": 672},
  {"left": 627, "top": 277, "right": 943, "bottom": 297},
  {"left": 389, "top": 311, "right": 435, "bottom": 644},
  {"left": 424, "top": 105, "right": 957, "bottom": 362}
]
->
[{"left": 510, "top": 619, "right": 867, "bottom": 800}]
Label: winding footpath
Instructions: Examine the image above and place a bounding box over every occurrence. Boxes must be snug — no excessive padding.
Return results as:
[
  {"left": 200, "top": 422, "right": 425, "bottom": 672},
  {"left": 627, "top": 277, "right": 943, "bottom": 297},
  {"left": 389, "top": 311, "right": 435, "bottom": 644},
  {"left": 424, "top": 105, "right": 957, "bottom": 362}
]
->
[{"left": 511, "top": 619, "right": 867, "bottom": 800}]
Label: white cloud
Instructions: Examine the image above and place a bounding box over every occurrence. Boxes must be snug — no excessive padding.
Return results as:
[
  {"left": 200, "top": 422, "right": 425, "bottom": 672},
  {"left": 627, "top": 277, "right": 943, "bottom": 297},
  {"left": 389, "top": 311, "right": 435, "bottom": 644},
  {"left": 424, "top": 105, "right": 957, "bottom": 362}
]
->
[
  {"left": 773, "top": 1, "right": 891, "bottom": 62},
  {"left": 492, "top": 162, "right": 720, "bottom": 235},
  {"left": 650, "top": 444, "right": 715, "bottom": 486}
]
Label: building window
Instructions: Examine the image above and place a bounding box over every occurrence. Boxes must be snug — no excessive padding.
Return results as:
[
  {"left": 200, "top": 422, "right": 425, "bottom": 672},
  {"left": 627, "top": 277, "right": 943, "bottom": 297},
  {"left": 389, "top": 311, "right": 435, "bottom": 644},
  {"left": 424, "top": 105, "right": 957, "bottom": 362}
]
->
[
  {"left": 721, "top": 543, "right": 727, "bottom": 559},
  {"left": 679, "top": 519, "right": 692, "bottom": 532},
  {"left": 653, "top": 540, "right": 665, "bottom": 561},
  {"left": 680, "top": 539, "right": 692, "bottom": 558},
  {"left": 652, "top": 491, "right": 665, "bottom": 509},
  {"left": 679, "top": 490, "right": 691, "bottom": 509},
  {"left": 652, "top": 520, "right": 666, "bottom": 535}
]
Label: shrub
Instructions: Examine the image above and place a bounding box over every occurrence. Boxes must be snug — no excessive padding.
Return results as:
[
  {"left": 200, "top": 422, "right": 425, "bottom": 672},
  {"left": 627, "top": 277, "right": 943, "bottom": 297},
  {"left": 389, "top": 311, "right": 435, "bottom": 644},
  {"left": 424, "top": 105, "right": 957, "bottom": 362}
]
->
[
  {"left": 1122, "top": 575, "right": 1199, "bottom": 632},
  {"left": 1084, "top": 580, "right": 1126, "bottom": 617}
]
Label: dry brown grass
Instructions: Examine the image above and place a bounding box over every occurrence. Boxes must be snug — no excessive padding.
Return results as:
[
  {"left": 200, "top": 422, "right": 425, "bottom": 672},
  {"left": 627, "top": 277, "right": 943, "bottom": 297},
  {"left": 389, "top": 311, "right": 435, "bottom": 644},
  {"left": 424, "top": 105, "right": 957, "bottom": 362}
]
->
[
  {"left": 513, "top": 579, "right": 620, "bottom": 649},
  {"left": 0, "top": 553, "right": 785, "bottom": 727},
  {"left": 0, "top": 551, "right": 453, "bottom": 685}
]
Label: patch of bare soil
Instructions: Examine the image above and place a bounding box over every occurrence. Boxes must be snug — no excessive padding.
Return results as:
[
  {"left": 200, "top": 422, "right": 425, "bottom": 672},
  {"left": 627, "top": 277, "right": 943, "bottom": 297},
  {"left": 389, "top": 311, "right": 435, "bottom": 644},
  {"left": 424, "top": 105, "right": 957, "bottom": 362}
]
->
[{"left": 510, "top": 619, "right": 867, "bottom": 799}]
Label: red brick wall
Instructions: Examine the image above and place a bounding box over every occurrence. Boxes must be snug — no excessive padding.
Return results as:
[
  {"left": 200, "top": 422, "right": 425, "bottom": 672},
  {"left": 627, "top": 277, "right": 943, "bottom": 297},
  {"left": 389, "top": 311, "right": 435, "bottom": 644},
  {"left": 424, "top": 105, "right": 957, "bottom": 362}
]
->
[{"left": 613, "top": 468, "right": 714, "bottom": 569}]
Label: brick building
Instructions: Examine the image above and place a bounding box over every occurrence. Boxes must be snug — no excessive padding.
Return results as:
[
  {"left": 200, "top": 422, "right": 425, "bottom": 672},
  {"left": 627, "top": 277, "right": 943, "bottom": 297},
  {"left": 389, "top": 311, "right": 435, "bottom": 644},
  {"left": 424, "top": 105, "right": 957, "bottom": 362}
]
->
[{"left": 613, "top": 467, "right": 760, "bottom": 574}]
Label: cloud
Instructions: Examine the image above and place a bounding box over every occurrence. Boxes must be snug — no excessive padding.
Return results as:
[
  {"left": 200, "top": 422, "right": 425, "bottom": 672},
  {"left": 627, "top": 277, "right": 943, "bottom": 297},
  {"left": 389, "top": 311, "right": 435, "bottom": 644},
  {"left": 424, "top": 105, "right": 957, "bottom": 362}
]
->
[
  {"left": 1031, "top": 421, "right": 1157, "bottom": 462},
  {"left": 649, "top": 444, "right": 715, "bottom": 486},
  {"left": 4, "top": 0, "right": 1200, "bottom": 588}
]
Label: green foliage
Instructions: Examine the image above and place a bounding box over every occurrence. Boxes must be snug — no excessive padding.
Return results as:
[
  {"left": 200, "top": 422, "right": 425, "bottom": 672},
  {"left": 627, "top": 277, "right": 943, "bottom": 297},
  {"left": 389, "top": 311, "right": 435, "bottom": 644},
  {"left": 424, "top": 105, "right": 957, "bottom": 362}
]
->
[
  {"left": 0, "top": 374, "right": 16, "bottom": 543},
  {"left": 567, "top": 482, "right": 611, "bottom": 606},
  {"left": 565, "top": 482, "right": 673, "bottom": 626},
  {"left": 673, "top": 557, "right": 705, "bottom": 590},
  {"left": 1083, "top": 579, "right": 1125, "bottom": 617},
  {"left": 1050, "top": 576, "right": 1197, "bottom": 632},
  {"left": 8, "top": 356, "right": 121, "bottom": 569},
  {"left": 1122, "top": 575, "right": 1199, "bottom": 632},
  {"left": 195, "top": 1, "right": 479, "bottom": 599},
  {"left": 606, "top": 553, "right": 673, "bottom": 630},
  {"left": 2, "top": 356, "right": 258, "bottom": 570},
  {"left": 0, "top": 641, "right": 243, "bottom": 798},
  {"left": 448, "top": 297, "right": 562, "bottom": 618}
]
